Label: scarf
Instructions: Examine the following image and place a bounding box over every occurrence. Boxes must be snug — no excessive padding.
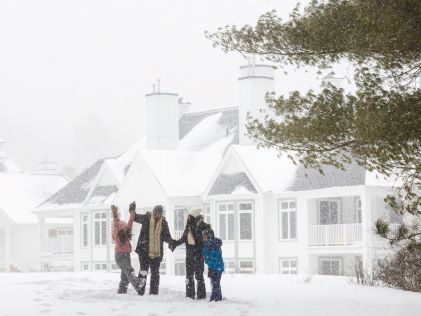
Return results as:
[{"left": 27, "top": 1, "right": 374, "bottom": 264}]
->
[
  {"left": 149, "top": 216, "right": 163, "bottom": 258},
  {"left": 187, "top": 229, "right": 196, "bottom": 245}
]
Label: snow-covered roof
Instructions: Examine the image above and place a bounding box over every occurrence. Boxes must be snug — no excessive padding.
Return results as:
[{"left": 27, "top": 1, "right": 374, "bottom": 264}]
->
[
  {"left": 0, "top": 149, "right": 22, "bottom": 173},
  {"left": 0, "top": 172, "right": 68, "bottom": 223},
  {"left": 141, "top": 134, "right": 234, "bottom": 197},
  {"left": 232, "top": 145, "right": 298, "bottom": 193},
  {"left": 179, "top": 107, "right": 238, "bottom": 149},
  {"left": 38, "top": 140, "right": 144, "bottom": 210},
  {"left": 288, "top": 161, "right": 366, "bottom": 191}
]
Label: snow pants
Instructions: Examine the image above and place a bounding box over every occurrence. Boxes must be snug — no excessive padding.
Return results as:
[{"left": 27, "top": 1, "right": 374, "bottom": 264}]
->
[
  {"left": 209, "top": 270, "right": 222, "bottom": 302},
  {"left": 114, "top": 253, "right": 140, "bottom": 294},
  {"left": 138, "top": 252, "right": 162, "bottom": 295},
  {"left": 185, "top": 250, "right": 206, "bottom": 299}
]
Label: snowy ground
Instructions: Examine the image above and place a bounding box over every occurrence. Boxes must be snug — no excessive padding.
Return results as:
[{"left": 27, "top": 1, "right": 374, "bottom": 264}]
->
[{"left": 1, "top": 273, "right": 420, "bottom": 316}]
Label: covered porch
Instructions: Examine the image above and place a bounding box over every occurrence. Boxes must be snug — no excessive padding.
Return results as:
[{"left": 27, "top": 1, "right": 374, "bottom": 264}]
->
[
  {"left": 308, "top": 195, "right": 363, "bottom": 247},
  {"left": 37, "top": 210, "right": 75, "bottom": 272}
]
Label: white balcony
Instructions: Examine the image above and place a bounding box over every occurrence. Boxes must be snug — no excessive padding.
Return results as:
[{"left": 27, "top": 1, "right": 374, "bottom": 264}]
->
[
  {"left": 42, "top": 237, "right": 74, "bottom": 255},
  {"left": 309, "top": 223, "right": 363, "bottom": 246}
]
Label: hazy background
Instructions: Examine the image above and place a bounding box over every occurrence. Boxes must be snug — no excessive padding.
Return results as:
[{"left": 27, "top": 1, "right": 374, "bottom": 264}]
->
[{"left": 0, "top": 0, "right": 332, "bottom": 176}]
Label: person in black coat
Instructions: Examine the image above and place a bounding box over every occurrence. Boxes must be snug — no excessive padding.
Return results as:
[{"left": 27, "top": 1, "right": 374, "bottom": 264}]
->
[
  {"left": 170, "top": 208, "right": 208, "bottom": 299},
  {"left": 131, "top": 202, "right": 174, "bottom": 295}
]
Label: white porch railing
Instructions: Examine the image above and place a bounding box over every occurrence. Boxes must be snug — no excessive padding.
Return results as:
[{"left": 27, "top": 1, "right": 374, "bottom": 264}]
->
[
  {"left": 309, "top": 223, "right": 363, "bottom": 246},
  {"left": 42, "top": 237, "right": 74, "bottom": 255}
]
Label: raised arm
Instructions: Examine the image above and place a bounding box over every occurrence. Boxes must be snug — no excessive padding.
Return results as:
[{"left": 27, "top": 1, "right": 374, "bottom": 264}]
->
[
  {"left": 134, "top": 213, "right": 147, "bottom": 224},
  {"left": 111, "top": 205, "right": 120, "bottom": 241}
]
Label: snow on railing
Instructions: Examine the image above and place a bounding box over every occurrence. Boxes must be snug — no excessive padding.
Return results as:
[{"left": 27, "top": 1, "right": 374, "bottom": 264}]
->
[{"left": 308, "top": 223, "right": 363, "bottom": 246}]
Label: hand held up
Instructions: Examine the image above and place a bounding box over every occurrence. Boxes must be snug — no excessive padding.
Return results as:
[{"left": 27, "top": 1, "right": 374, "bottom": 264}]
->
[{"left": 111, "top": 205, "right": 118, "bottom": 218}]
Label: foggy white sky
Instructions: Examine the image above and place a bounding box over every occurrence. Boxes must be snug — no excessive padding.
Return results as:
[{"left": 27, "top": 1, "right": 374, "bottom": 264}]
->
[{"left": 0, "top": 0, "right": 336, "bottom": 174}]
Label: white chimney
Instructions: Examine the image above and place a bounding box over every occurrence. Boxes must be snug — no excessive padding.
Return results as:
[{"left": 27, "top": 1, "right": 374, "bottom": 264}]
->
[
  {"left": 238, "top": 58, "right": 275, "bottom": 145},
  {"left": 145, "top": 81, "right": 179, "bottom": 150},
  {"left": 178, "top": 97, "right": 191, "bottom": 119}
]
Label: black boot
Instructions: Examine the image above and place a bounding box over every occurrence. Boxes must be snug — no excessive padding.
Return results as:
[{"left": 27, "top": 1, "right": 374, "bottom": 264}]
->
[
  {"left": 186, "top": 277, "right": 195, "bottom": 299},
  {"left": 196, "top": 278, "right": 206, "bottom": 299}
]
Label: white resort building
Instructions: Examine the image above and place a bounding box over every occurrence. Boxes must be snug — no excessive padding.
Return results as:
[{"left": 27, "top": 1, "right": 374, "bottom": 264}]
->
[
  {"left": 17, "top": 62, "right": 401, "bottom": 275},
  {"left": 0, "top": 140, "right": 69, "bottom": 272}
]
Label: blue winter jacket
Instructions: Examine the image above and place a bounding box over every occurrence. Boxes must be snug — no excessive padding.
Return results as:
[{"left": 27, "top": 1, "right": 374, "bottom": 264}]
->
[{"left": 203, "top": 238, "right": 224, "bottom": 273}]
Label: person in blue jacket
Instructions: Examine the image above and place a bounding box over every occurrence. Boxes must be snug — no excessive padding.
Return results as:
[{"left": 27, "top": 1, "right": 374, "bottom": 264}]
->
[{"left": 202, "top": 225, "right": 224, "bottom": 302}]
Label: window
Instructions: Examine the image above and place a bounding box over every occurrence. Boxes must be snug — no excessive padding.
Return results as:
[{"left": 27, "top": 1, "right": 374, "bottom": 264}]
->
[
  {"left": 93, "top": 212, "right": 107, "bottom": 246},
  {"left": 93, "top": 263, "right": 108, "bottom": 271},
  {"left": 239, "top": 261, "right": 254, "bottom": 274},
  {"left": 239, "top": 202, "right": 253, "bottom": 240},
  {"left": 81, "top": 263, "right": 90, "bottom": 271},
  {"left": 160, "top": 262, "right": 166, "bottom": 275},
  {"left": 355, "top": 198, "right": 362, "bottom": 223},
  {"left": 111, "top": 263, "right": 119, "bottom": 271},
  {"left": 204, "top": 204, "right": 211, "bottom": 225},
  {"left": 174, "top": 207, "right": 188, "bottom": 231},
  {"left": 279, "top": 258, "right": 298, "bottom": 274},
  {"left": 318, "top": 200, "right": 340, "bottom": 225},
  {"left": 224, "top": 261, "right": 236, "bottom": 274},
  {"left": 48, "top": 227, "right": 73, "bottom": 239},
  {"left": 279, "top": 200, "right": 297, "bottom": 240},
  {"left": 217, "top": 203, "right": 235, "bottom": 241},
  {"left": 48, "top": 229, "right": 57, "bottom": 238},
  {"left": 175, "top": 262, "right": 186, "bottom": 276},
  {"left": 81, "top": 213, "right": 89, "bottom": 248},
  {"left": 319, "top": 257, "right": 342, "bottom": 275}
]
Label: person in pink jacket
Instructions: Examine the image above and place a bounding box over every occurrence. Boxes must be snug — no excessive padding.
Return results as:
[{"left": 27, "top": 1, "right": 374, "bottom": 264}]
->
[{"left": 112, "top": 204, "right": 145, "bottom": 294}]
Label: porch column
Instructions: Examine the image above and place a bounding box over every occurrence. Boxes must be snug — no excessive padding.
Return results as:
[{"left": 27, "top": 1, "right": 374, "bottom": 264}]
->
[
  {"left": 166, "top": 202, "right": 175, "bottom": 276},
  {"left": 38, "top": 215, "right": 45, "bottom": 270},
  {"left": 360, "top": 187, "right": 373, "bottom": 274},
  {"left": 106, "top": 209, "right": 111, "bottom": 272},
  {"left": 5, "top": 226, "right": 11, "bottom": 272}
]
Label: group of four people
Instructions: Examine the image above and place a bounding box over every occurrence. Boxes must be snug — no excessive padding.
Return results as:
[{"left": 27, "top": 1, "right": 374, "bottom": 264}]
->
[{"left": 111, "top": 201, "right": 224, "bottom": 302}]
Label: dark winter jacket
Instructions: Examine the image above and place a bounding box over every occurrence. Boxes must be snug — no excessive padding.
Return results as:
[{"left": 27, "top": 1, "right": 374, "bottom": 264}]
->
[
  {"left": 134, "top": 213, "right": 173, "bottom": 260},
  {"left": 174, "top": 216, "right": 207, "bottom": 255},
  {"left": 203, "top": 238, "right": 224, "bottom": 273}
]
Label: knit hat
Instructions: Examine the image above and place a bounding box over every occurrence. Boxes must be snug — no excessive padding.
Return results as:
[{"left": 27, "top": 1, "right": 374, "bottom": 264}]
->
[{"left": 188, "top": 208, "right": 202, "bottom": 218}]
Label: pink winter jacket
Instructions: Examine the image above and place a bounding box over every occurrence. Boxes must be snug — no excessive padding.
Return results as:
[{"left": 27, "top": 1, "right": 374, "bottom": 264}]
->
[{"left": 112, "top": 211, "right": 135, "bottom": 254}]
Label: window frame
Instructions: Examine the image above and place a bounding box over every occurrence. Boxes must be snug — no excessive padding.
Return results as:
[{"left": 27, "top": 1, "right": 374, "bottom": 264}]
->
[
  {"left": 216, "top": 202, "right": 235, "bottom": 242},
  {"left": 238, "top": 260, "right": 254, "bottom": 274},
  {"left": 317, "top": 199, "right": 341, "bottom": 225},
  {"left": 238, "top": 201, "right": 253, "bottom": 241},
  {"left": 203, "top": 204, "right": 212, "bottom": 225},
  {"left": 318, "top": 256, "right": 343, "bottom": 276},
  {"left": 81, "top": 213, "right": 89, "bottom": 248},
  {"left": 279, "top": 257, "right": 298, "bottom": 275},
  {"left": 92, "top": 211, "right": 108, "bottom": 247},
  {"left": 354, "top": 197, "right": 362, "bottom": 223},
  {"left": 278, "top": 199, "right": 298, "bottom": 241}
]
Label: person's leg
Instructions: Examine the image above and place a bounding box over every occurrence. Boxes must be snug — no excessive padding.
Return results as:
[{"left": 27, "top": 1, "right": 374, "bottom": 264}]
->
[
  {"left": 118, "top": 270, "right": 129, "bottom": 294},
  {"left": 210, "top": 270, "right": 222, "bottom": 302},
  {"left": 115, "top": 254, "right": 129, "bottom": 293},
  {"left": 215, "top": 272, "right": 222, "bottom": 301},
  {"left": 185, "top": 253, "right": 195, "bottom": 299},
  {"left": 149, "top": 258, "right": 161, "bottom": 295},
  {"left": 195, "top": 254, "right": 206, "bottom": 299},
  {"left": 116, "top": 253, "right": 141, "bottom": 292},
  {"left": 138, "top": 252, "right": 150, "bottom": 295}
]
